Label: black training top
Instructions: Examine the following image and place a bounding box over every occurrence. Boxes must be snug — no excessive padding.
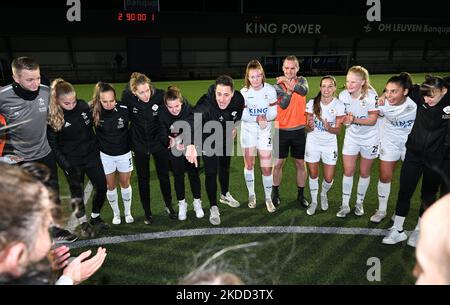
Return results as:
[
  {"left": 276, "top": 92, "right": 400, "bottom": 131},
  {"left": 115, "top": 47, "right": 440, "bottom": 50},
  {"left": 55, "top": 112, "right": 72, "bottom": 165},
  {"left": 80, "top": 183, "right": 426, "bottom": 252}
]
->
[
  {"left": 406, "top": 84, "right": 450, "bottom": 163},
  {"left": 158, "top": 99, "right": 193, "bottom": 148},
  {"left": 121, "top": 86, "right": 167, "bottom": 154},
  {"left": 47, "top": 100, "right": 99, "bottom": 170},
  {"left": 187, "top": 84, "right": 245, "bottom": 154},
  {"left": 95, "top": 102, "right": 130, "bottom": 156}
]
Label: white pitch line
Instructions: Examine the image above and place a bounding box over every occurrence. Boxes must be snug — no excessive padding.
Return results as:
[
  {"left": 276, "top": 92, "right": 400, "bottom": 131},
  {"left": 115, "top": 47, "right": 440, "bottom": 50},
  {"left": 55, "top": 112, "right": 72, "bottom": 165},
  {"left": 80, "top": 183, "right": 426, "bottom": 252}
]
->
[{"left": 69, "top": 226, "right": 396, "bottom": 249}]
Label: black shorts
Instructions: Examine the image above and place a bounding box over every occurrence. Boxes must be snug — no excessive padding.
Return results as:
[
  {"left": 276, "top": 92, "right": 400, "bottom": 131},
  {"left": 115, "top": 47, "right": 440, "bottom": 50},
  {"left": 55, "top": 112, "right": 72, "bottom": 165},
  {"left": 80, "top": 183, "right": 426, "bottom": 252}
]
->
[{"left": 273, "top": 128, "right": 306, "bottom": 159}]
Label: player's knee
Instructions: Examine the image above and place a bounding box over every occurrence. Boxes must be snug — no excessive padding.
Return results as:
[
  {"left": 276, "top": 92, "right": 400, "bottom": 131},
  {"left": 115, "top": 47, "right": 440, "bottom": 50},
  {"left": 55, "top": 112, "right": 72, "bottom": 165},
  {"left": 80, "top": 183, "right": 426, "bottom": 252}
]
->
[{"left": 379, "top": 174, "right": 392, "bottom": 183}]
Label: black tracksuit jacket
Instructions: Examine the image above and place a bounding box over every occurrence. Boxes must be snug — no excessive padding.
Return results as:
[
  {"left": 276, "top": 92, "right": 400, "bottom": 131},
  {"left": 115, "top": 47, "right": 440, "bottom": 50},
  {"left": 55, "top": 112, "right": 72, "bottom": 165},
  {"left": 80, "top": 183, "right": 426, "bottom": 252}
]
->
[
  {"left": 405, "top": 85, "right": 450, "bottom": 164},
  {"left": 95, "top": 103, "right": 130, "bottom": 156},
  {"left": 47, "top": 100, "right": 99, "bottom": 170},
  {"left": 121, "top": 86, "right": 167, "bottom": 154}
]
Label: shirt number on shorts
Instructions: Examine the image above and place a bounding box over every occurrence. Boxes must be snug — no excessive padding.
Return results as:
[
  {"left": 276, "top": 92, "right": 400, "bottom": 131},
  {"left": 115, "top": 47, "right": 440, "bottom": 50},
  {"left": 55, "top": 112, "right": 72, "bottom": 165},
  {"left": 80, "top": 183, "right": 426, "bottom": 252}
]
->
[{"left": 372, "top": 145, "right": 379, "bottom": 154}]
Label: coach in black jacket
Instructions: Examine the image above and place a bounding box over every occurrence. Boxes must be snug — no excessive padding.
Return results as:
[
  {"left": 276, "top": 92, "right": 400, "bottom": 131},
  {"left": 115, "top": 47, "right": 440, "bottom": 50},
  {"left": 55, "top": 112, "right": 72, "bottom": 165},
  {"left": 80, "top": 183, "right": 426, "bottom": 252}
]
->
[
  {"left": 121, "top": 72, "right": 176, "bottom": 224},
  {"left": 186, "top": 75, "right": 245, "bottom": 225}
]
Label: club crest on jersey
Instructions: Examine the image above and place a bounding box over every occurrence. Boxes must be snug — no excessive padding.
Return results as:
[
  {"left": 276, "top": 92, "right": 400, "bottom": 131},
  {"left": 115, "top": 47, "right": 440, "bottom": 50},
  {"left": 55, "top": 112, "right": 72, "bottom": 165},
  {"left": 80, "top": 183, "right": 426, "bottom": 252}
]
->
[
  {"left": 152, "top": 104, "right": 159, "bottom": 116},
  {"left": 219, "top": 116, "right": 224, "bottom": 122},
  {"left": 38, "top": 98, "right": 45, "bottom": 105},
  {"left": 443, "top": 106, "right": 450, "bottom": 114},
  {"left": 64, "top": 122, "right": 71, "bottom": 128},
  {"left": 133, "top": 107, "right": 138, "bottom": 114},
  {"left": 117, "top": 118, "right": 124, "bottom": 129},
  {"left": 231, "top": 111, "right": 237, "bottom": 118},
  {"left": 360, "top": 100, "right": 367, "bottom": 107},
  {"left": 329, "top": 108, "right": 337, "bottom": 116}
]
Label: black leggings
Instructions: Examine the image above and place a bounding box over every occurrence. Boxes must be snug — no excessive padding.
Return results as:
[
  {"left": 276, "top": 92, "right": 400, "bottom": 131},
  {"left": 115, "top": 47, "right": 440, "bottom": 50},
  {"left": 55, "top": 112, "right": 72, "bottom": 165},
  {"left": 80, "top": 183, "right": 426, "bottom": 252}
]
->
[
  {"left": 202, "top": 155, "right": 231, "bottom": 207},
  {"left": 31, "top": 151, "right": 60, "bottom": 204},
  {"left": 395, "top": 150, "right": 443, "bottom": 217},
  {"left": 170, "top": 153, "right": 201, "bottom": 201},
  {"left": 134, "top": 149, "right": 172, "bottom": 217},
  {"left": 65, "top": 162, "right": 107, "bottom": 217}
]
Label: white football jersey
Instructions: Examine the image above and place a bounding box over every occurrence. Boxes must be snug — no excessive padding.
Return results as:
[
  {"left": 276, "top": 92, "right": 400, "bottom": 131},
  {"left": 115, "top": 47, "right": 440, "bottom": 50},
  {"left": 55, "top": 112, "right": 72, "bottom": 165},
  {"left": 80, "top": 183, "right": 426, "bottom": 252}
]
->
[
  {"left": 240, "top": 83, "right": 278, "bottom": 128},
  {"left": 378, "top": 96, "right": 417, "bottom": 142},
  {"left": 306, "top": 97, "right": 345, "bottom": 145},
  {"left": 340, "top": 89, "right": 379, "bottom": 145}
]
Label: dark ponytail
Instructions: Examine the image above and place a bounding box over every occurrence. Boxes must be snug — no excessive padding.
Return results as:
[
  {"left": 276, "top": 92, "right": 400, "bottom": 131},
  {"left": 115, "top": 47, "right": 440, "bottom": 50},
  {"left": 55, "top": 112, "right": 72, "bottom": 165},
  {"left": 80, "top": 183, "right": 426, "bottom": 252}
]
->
[
  {"left": 386, "top": 72, "right": 413, "bottom": 92},
  {"left": 313, "top": 75, "right": 337, "bottom": 119},
  {"left": 420, "top": 75, "right": 447, "bottom": 97}
]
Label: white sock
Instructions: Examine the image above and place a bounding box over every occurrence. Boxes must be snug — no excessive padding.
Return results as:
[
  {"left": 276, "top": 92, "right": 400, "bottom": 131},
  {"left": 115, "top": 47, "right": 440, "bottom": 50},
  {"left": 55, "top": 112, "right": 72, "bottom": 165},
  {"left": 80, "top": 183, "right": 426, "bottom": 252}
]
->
[
  {"left": 107, "top": 188, "right": 120, "bottom": 216},
  {"left": 91, "top": 213, "right": 100, "bottom": 218},
  {"left": 179, "top": 199, "right": 186, "bottom": 205},
  {"left": 356, "top": 176, "right": 370, "bottom": 204},
  {"left": 393, "top": 215, "right": 406, "bottom": 231},
  {"left": 194, "top": 198, "right": 201, "bottom": 204},
  {"left": 321, "top": 179, "right": 333, "bottom": 195},
  {"left": 377, "top": 181, "right": 391, "bottom": 212},
  {"left": 262, "top": 175, "right": 273, "bottom": 200},
  {"left": 244, "top": 168, "right": 255, "bottom": 197},
  {"left": 342, "top": 175, "right": 353, "bottom": 207},
  {"left": 309, "top": 177, "right": 319, "bottom": 204},
  {"left": 121, "top": 186, "right": 132, "bottom": 215}
]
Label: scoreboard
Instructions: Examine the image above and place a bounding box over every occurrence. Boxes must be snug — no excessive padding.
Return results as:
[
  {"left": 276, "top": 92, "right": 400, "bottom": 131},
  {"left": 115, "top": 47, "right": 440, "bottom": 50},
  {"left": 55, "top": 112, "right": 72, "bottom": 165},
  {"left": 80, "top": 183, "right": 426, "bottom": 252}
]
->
[{"left": 117, "top": 0, "right": 159, "bottom": 23}]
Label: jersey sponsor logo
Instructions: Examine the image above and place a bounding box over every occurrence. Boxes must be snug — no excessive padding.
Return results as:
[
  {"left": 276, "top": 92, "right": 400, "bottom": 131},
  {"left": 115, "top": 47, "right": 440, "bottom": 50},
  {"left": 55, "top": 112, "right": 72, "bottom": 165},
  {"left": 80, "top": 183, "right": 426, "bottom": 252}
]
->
[
  {"left": 314, "top": 118, "right": 327, "bottom": 132},
  {"left": 390, "top": 119, "right": 414, "bottom": 128},
  {"left": 248, "top": 108, "right": 268, "bottom": 116}
]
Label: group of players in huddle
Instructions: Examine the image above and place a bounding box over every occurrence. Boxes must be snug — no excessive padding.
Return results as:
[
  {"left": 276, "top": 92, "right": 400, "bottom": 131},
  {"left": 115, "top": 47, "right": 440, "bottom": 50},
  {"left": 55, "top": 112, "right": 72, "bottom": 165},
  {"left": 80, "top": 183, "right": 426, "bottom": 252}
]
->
[{"left": 1, "top": 56, "right": 449, "bottom": 248}]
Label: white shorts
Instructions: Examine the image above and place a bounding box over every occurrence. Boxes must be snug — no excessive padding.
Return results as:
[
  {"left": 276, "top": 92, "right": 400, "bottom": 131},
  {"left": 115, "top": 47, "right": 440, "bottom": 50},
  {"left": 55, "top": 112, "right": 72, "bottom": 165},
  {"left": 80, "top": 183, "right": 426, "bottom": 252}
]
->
[
  {"left": 342, "top": 136, "right": 379, "bottom": 160},
  {"left": 100, "top": 151, "right": 133, "bottom": 175},
  {"left": 305, "top": 138, "right": 338, "bottom": 165},
  {"left": 240, "top": 123, "right": 272, "bottom": 151},
  {"left": 380, "top": 137, "right": 406, "bottom": 162}
]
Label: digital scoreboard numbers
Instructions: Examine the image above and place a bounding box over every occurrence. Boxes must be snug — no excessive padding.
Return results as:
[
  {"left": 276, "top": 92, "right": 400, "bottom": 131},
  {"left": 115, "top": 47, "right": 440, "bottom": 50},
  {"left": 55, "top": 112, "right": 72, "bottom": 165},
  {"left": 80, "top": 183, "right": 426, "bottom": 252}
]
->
[{"left": 116, "top": 0, "right": 159, "bottom": 23}]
